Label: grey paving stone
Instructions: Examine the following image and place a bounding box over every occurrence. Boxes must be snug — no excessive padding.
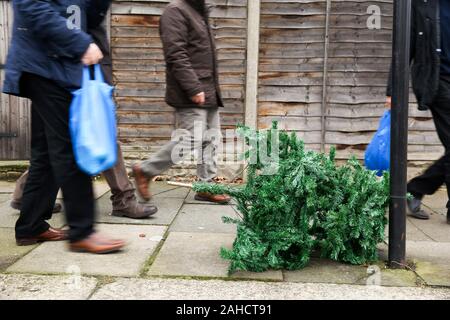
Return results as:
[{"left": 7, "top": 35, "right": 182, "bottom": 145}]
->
[
  {"left": 415, "top": 261, "right": 450, "bottom": 287},
  {"left": 422, "top": 190, "right": 448, "bottom": 216},
  {"left": 0, "top": 201, "right": 66, "bottom": 229},
  {"left": 147, "top": 232, "right": 283, "bottom": 281},
  {"left": 91, "top": 278, "right": 450, "bottom": 300},
  {"left": 405, "top": 218, "right": 435, "bottom": 241},
  {"left": 404, "top": 241, "right": 450, "bottom": 287},
  {"left": 152, "top": 186, "right": 190, "bottom": 199},
  {"left": 354, "top": 267, "right": 418, "bottom": 287},
  {"left": 0, "top": 194, "right": 11, "bottom": 206},
  {"left": 95, "top": 192, "right": 184, "bottom": 226},
  {"left": 0, "top": 227, "right": 38, "bottom": 271},
  {"left": 169, "top": 204, "right": 239, "bottom": 234},
  {"left": 407, "top": 214, "right": 450, "bottom": 242},
  {"left": 406, "top": 241, "right": 450, "bottom": 263},
  {"left": 57, "top": 180, "right": 110, "bottom": 200},
  {"left": 284, "top": 258, "right": 369, "bottom": 285},
  {"left": 0, "top": 274, "right": 97, "bottom": 300},
  {"left": 0, "top": 181, "right": 15, "bottom": 193},
  {"left": 384, "top": 219, "right": 432, "bottom": 241},
  {"left": 7, "top": 224, "right": 167, "bottom": 277},
  {"left": 150, "top": 181, "right": 179, "bottom": 196}
]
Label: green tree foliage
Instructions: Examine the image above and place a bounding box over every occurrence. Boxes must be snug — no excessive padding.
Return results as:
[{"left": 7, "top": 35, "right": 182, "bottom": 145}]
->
[{"left": 193, "top": 123, "right": 390, "bottom": 274}]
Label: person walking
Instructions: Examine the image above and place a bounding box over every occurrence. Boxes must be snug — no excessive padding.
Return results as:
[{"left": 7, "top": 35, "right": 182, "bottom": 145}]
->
[
  {"left": 387, "top": 0, "right": 450, "bottom": 224},
  {"left": 3, "top": 0, "right": 125, "bottom": 253},
  {"left": 132, "top": 0, "right": 230, "bottom": 204},
  {"left": 9, "top": 24, "right": 158, "bottom": 220}
]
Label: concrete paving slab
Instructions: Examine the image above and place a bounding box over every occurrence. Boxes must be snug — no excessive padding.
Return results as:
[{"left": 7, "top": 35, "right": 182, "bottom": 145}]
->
[
  {"left": 169, "top": 204, "right": 239, "bottom": 234},
  {"left": 150, "top": 181, "right": 179, "bottom": 196},
  {"left": 384, "top": 220, "right": 432, "bottom": 242},
  {"left": 147, "top": 232, "right": 283, "bottom": 281},
  {"left": 405, "top": 219, "right": 435, "bottom": 241},
  {"left": 91, "top": 278, "right": 450, "bottom": 300},
  {"left": 57, "top": 180, "right": 110, "bottom": 200},
  {"left": 406, "top": 241, "right": 450, "bottom": 263},
  {"left": 0, "top": 274, "right": 97, "bottom": 300},
  {"left": 354, "top": 267, "right": 418, "bottom": 287},
  {"left": 95, "top": 192, "right": 184, "bottom": 226},
  {"left": 0, "top": 194, "right": 10, "bottom": 205},
  {"left": 407, "top": 214, "right": 450, "bottom": 242},
  {"left": 0, "top": 227, "right": 38, "bottom": 271},
  {"left": 283, "top": 258, "right": 368, "bottom": 285},
  {"left": 422, "top": 190, "right": 448, "bottom": 215},
  {"left": 152, "top": 186, "right": 190, "bottom": 199},
  {"left": 415, "top": 261, "right": 450, "bottom": 287},
  {"left": 0, "top": 201, "right": 66, "bottom": 229},
  {"left": 404, "top": 241, "right": 450, "bottom": 287},
  {"left": 0, "top": 181, "right": 15, "bottom": 193},
  {"left": 7, "top": 224, "right": 167, "bottom": 277}
]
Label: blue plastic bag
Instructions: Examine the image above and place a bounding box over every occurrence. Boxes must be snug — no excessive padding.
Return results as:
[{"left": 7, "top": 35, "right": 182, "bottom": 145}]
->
[
  {"left": 69, "top": 64, "right": 117, "bottom": 175},
  {"left": 364, "top": 110, "right": 391, "bottom": 176}
]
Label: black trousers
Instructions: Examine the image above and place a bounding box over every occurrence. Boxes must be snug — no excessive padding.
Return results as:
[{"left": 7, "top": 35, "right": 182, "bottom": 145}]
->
[
  {"left": 15, "top": 73, "right": 95, "bottom": 242},
  {"left": 408, "top": 76, "right": 450, "bottom": 208}
]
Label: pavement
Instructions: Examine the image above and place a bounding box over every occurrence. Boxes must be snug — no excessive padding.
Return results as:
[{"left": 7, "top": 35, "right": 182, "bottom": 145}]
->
[{"left": 1, "top": 180, "right": 450, "bottom": 300}]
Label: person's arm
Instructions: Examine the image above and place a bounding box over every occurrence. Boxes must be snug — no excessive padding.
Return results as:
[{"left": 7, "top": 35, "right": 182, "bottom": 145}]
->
[
  {"left": 13, "top": 0, "right": 92, "bottom": 59},
  {"left": 386, "top": 2, "right": 416, "bottom": 105},
  {"left": 159, "top": 6, "right": 203, "bottom": 100}
]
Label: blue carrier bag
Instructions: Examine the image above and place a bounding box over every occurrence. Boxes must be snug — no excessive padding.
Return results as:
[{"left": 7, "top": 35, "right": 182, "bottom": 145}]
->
[
  {"left": 69, "top": 64, "right": 117, "bottom": 175},
  {"left": 364, "top": 110, "right": 391, "bottom": 176}
]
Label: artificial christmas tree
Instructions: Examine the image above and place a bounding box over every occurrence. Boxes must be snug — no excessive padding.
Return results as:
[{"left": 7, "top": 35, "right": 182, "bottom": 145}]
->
[{"left": 193, "top": 123, "right": 390, "bottom": 273}]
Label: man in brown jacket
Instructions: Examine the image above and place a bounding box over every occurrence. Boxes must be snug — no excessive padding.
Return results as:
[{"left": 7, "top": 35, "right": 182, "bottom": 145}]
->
[{"left": 133, "top": 0, "right": 230, "bottom": 204}]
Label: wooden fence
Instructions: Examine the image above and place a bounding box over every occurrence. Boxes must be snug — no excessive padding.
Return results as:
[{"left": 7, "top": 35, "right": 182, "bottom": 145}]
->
[
  {"left": 0, "top": 0, "right": 442, "bottom": 169},
  {"left": 0, "top": 0, "right": 30, "bottom": 160}
]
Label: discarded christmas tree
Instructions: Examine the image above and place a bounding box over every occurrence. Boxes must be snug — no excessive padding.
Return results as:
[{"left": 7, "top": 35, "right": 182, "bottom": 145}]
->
[{"left": 193, "top": 123, "right": 390, "bottom": 274}]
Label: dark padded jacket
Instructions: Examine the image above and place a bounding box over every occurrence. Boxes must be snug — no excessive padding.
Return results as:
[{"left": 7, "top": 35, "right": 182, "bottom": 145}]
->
[
  {"left": 3, "top": 0, "right": 111, "bottom": 96},
  {"left": 387, "top": 0, "right": 441, "bottom": 111},
  {"left": 159, "top": 0, "right": 224, "bottom": 108},
  {"left": 89, "top": 24, "right": 113, "bottom": 85}
]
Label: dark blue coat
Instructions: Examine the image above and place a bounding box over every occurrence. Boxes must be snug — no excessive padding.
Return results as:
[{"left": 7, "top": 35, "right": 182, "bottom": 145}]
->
[{"left": 2, "top": 0, "right": 111, "bottom": 96}]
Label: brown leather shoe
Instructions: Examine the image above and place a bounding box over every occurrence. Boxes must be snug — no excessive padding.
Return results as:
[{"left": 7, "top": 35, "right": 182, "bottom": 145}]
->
[
  {"left": 69, "top": 232, "right": 125, "bottom": 254},
  {"left": 16, "top": 227, "right": 68, "bottom": 246},
  {"left": 195, "top": 192, "right": 231, "bottom": 204},
  {"left": 132, "top": 163, "right": 152, "bottom": 201},
  {"left": 112, "top": 198, "right": 158, "bottom": 219}
]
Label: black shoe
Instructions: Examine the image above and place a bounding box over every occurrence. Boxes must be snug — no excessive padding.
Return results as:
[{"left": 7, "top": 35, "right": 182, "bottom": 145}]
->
[
  {"left": 407, "top": 197, "right": 430, "bottom": 220},
  {"left": 10, "top": 200, "right": 62, "bottom": 214},
  {"left": 447, "top": 210, "right": 450, "bottom": 225}
]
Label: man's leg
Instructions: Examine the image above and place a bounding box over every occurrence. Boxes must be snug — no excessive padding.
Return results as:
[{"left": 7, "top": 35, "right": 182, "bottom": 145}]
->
[
  {"left": 103, "top": 143, "right": 157, "bottom": 218},
  {"left": 15, "top": 107, "right": 59, "bottom": 240},
  {"left": 194, "top": 108, "right": 230, "bottom": 204},
  {"left": 134, "top": 108, "right": 208, "bottom": 199},
  {"left": 11, "top": 170, "right": 29, "bottom": 209},
  {"left": 407, "top": 78, "right": 450, "bottom": 221},
  {"left": 139, "top": 108, "right": 208, "bottom": 177},
  {"left": 11, "top": 169, "right": 62, "bottom": 214},
  {"left": 197, "top": 108, "right": 220, "bottom": 182},
  {"left": 18, "top": 73, "right": 125, "bottom": 253},
  {"left": 16, "top": 73, "right": 94, "bottom": 242},
  {"left": 429, "top": 79, "right": 450, "bottom": 223}
]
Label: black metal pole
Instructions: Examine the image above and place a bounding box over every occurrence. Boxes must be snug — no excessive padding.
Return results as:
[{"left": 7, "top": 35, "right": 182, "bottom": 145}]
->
[{"left": 389, "top": 0, "right": 412, "bottom": 268}]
